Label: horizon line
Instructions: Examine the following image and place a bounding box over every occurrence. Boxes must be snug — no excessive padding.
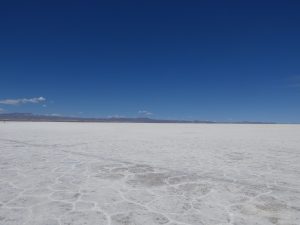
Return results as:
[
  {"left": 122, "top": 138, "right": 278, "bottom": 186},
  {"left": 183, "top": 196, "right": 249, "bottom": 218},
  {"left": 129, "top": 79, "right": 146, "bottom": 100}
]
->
[{"left": 1, "top": 112, "right": 299, "bottom": 124}]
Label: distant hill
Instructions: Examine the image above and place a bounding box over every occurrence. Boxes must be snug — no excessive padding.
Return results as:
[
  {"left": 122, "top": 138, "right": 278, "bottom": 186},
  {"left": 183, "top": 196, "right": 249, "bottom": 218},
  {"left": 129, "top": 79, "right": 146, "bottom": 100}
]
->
[
  {"left": 0, "top": 113, "right": 277, "bottom": 124},
  {"left": 0, "top": 113, "right": 210, "bottom": 123}
]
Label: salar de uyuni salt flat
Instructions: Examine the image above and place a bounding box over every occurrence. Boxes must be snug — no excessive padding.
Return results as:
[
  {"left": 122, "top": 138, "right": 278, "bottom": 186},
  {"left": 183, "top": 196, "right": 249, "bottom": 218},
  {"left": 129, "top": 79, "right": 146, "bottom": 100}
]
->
[{"left": 0, "top": 122, "right": 299, "bottom": 225}]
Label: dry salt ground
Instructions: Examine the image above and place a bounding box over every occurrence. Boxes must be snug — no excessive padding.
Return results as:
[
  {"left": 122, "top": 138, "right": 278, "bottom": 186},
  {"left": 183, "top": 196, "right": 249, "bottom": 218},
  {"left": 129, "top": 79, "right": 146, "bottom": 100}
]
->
[{"left": 0, "top": 122, "right": 300, "bottom": 225}]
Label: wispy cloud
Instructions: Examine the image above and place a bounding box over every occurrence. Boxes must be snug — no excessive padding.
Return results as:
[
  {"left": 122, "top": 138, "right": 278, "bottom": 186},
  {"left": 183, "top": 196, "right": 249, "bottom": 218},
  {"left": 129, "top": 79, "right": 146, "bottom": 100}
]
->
[
  {"left": 138, "top": 110, "right": 153, "bottom": 117},
  {"left": 0, "top": 97, "right": 46, "bottom": 105},
  {"left": 0, "top": 108, "right": 4, "bottom": 113},
  {"left": 288, "top": 75, "right": 300, "bottom": 88},
  {"left": 107, "top": 114, "right": 123, "bottom": 119},
  {"left": 48, "top": 113, "right": 61, "bottom": 117}
]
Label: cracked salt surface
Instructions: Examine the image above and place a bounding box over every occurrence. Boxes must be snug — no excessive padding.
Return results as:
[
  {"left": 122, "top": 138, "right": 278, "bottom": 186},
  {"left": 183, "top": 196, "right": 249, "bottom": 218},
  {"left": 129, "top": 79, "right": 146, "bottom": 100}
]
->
[{"left": 0, "top": 122, "right": 300, "bottom": 225}]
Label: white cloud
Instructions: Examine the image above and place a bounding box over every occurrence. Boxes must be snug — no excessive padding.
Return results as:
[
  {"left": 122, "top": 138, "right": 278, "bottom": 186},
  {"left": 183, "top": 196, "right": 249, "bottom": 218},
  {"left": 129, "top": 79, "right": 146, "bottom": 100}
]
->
[
  {"left": 0, "top": 97, "right": 46, "bottom": 105},
  {"left": 138, "top": 110, "right": 153, "bottom": 116},
  {"left": 50, "top": 113, "right": 60, "bottom": 117},
  {"left": 107, "top": 114, "right": 123, "bottom": 118},
  {"left": 0, "top": 108, "right": 4, "bottom": 113}
]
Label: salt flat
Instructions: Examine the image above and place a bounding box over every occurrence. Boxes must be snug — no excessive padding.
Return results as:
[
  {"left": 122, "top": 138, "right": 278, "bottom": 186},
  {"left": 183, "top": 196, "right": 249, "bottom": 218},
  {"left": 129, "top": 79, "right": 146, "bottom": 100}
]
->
[{"left": 0, "top": 122, "right": 299, "bottom": 225}]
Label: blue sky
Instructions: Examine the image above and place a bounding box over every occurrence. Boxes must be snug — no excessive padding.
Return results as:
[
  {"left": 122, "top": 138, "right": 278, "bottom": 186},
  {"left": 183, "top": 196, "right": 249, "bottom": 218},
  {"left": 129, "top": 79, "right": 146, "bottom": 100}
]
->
[{"left": 0, "top": 1, "right": 300, "bottom": 122}]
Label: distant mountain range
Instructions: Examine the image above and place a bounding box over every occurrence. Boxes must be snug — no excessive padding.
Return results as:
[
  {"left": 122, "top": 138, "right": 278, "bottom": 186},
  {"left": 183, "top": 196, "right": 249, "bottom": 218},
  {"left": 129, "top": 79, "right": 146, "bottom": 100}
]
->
[{"left": 0, "top": 113, "right": 277, "bottom": 124}]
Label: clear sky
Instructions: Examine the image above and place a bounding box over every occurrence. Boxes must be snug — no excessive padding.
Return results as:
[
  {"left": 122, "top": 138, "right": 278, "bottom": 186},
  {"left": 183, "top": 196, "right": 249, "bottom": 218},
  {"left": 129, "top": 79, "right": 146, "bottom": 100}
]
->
[{"left": 0, "top": 1, "right": 300, "bottom": 123}]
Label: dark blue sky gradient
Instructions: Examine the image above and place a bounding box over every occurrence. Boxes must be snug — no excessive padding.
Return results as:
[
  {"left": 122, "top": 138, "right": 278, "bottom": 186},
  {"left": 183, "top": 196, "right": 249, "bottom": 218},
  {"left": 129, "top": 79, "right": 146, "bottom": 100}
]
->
[{"left": 1, "top": 1, "right": 300, "bottom": 122}]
